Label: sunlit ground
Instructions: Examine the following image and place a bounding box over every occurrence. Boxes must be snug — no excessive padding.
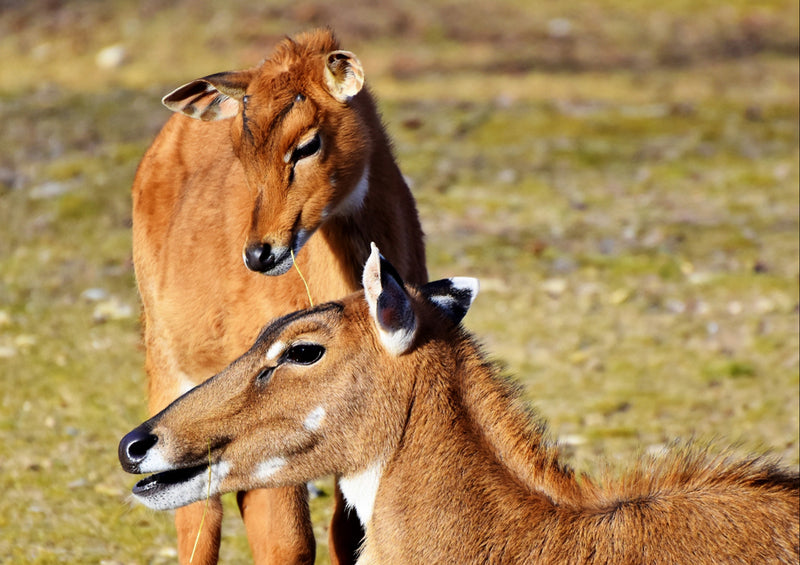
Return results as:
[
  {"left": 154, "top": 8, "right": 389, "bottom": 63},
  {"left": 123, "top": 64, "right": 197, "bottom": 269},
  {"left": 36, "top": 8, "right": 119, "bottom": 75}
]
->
[{"left": 0, "top": 1, "right": 797, "bottom": 562}]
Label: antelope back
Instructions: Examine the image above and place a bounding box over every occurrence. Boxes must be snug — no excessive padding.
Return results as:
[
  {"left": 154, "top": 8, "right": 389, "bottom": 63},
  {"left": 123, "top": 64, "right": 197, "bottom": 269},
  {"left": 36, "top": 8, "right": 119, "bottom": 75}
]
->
[
  {"left": 162, "top": 29, "right": 373, "bottom": 275},
  {"left": 119, "top": 246, "right": 478, "bottom": 510}
]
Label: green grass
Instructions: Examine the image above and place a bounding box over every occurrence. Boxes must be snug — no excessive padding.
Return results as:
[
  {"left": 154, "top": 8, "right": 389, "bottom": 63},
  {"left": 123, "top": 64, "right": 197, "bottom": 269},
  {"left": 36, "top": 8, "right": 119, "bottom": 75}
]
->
[{"left": 1, "top": 1, "right": 798, "bottom": 563}]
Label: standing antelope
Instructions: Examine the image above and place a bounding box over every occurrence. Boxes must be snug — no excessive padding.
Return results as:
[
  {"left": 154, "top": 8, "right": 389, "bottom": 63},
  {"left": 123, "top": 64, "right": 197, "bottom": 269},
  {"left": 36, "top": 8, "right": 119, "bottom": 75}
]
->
[
  {"left": 121, "top": 245, "right": 800, "bottom": 564},
  {"left": 131, "top": 29, "right": 426, "bottom": 564}
]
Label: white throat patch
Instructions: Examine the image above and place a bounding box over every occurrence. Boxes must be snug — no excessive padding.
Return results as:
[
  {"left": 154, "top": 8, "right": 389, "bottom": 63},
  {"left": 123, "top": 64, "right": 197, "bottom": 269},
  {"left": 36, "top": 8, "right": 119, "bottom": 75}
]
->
[
  {"left": 176, "top": 371, "right": 199, "bottom": 397},
  {"left": 339, "top": 460, "right": 383, "bottom": 526},
  {"left": 326, "top": 165, "right": 370, "bottom": 219}
]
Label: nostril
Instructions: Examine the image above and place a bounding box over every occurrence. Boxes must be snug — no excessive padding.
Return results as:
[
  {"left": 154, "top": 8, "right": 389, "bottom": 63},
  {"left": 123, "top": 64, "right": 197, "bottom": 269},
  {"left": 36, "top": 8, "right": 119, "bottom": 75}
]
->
[
  {"left": 119, "top": 426, "right": 158, "bottom": 472},
  {"left": 244, "top": 243, "right": 275, "bottom": 272},
  {"left": 128, "top": 433, "right": 158, "bottom": 460}
]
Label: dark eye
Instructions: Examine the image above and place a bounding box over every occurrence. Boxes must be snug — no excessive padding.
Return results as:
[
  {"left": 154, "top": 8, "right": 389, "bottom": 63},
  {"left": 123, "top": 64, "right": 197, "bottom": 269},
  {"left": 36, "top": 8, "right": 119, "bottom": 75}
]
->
[
  {"left": 291, "top": 133, "right": 321, "bottom": 162},
  {"left": 284, "top": 343, "right": 325, "bottom": 365}
]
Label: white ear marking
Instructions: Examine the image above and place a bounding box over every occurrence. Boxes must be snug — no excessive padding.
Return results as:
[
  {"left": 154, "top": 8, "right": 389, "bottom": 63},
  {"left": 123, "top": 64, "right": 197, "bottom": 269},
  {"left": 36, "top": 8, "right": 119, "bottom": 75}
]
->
[
  {"left": 362, "top": 243, "right": 417, "bottom": 356},
  {"left": 362, "top": 243, "right": 382, "bottom": 316},
  {"left": 449, "top": 277, "right": 480, "bottom": 302},
  {"left": 377, "top": 324, "right": 416, "bottom": 357}
]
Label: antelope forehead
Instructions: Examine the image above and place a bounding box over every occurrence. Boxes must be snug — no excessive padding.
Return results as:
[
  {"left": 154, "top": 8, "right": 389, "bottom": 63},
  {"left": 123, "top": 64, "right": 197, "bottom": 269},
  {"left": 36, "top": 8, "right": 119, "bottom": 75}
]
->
[{"left": 254, "top": 303, "right": 345, "bottom": 347}]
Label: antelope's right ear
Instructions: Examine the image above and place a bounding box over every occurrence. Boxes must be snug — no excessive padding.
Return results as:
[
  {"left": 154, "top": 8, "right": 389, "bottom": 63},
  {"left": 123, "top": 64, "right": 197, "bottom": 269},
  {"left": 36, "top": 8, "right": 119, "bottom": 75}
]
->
[
  {"left": 421, "top": 277, "right": 479, "bottom": 325},
  {"left": 324, "top": 50, "right": 364, "bottom": 103},
  {"left": 362, "top": 243, "right": 417, "bottom": 356},
  {"left": 162, "top": 69, "right": 255, "bottom": 121}
]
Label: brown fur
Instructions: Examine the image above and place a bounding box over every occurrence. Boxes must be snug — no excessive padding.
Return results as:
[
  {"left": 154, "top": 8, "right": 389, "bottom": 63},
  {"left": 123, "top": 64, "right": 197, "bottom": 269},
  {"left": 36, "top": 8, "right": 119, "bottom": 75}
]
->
[
  {"left": 121, "top": 271, "right": 799, "bottom": 564},
  {"left": 132, "top": 29, "right": 426, "bottom": 564}
]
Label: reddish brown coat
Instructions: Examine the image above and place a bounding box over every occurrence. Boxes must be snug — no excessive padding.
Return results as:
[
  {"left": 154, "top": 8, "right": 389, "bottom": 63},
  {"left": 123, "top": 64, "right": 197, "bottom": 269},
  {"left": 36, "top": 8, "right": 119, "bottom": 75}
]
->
[
  {"left": 132, "top": 29, "right": 426, "bottom": 564},
  {"left": 121, "top": 249, "right": 799, "bottom": 564}
]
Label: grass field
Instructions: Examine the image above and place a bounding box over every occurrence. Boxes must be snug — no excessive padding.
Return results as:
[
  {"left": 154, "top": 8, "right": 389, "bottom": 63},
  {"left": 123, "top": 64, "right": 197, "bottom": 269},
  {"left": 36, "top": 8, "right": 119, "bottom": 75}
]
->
[{"left": 0, "top": 1, "right": 798, "bottom": 563}]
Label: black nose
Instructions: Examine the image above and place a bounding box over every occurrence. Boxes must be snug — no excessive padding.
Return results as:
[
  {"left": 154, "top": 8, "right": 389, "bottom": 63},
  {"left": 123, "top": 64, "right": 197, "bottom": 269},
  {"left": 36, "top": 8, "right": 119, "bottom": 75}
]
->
[
  {"left": 119, "top": 424, "right": 158, "bottom": 473},
  {"left": 244, "top": 242, "right": 277, "bottom": 272}
]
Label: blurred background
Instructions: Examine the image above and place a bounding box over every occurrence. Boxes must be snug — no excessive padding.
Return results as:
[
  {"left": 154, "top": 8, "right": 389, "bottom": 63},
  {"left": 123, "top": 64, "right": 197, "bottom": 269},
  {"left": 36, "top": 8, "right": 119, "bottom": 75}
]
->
[{"left": 0, "top": 0, "right": 798, "bottom": 562}]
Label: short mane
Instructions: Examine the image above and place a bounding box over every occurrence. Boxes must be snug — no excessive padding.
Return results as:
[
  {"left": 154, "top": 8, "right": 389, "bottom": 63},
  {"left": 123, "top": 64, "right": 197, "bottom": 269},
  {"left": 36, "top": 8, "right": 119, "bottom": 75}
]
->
[
  {"left": 453, "top": 333, "right": 798, "bottom": 513},
  {"left": 454, "top": 334, "right": 597, "bottom": 506}
]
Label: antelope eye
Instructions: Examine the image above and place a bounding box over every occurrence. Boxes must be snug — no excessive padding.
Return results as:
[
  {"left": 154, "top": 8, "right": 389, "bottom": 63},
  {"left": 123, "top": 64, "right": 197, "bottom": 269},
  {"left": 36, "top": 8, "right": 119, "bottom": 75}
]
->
[
  {"left": 284, "top": 343, "right": 325, "bottom": 365},
  {"left": 291, "top": 133, "right": 321, "bottom": 163}
]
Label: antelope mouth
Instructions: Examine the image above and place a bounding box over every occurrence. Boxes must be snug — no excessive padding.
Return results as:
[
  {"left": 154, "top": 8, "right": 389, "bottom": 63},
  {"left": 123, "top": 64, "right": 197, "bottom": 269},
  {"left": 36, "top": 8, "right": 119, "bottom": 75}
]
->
[
  {"left": 130, "top": 461, "right": 228, "bottom": 511},
  {"left": 264, "top": 228, "right": 315, "bottom": 276},
  {"left": 132, "top": 464, "right": 207, "bottom": 497}
]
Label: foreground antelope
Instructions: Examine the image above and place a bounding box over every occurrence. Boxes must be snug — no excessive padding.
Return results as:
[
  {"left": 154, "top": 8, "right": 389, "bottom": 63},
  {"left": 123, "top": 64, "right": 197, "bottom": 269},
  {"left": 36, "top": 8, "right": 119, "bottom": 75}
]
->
[
  {"left": 121, "top": 245, "right": 800, "bottom": 564},
  {"left": 131, "top": 29, "right": 426, "bottom": 564}
]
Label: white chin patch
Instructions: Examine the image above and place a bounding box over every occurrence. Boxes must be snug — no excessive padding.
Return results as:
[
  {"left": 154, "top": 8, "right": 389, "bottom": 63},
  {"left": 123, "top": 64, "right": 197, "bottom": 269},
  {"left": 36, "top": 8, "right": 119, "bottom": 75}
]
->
[{"left": 133, "top": 461, "right": 230, "bottom": 511}]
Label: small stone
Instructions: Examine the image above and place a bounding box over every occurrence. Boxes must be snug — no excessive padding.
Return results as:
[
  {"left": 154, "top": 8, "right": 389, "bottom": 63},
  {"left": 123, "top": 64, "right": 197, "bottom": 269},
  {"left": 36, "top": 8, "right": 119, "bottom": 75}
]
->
[
  {"left": 14, "top": 334, "right": 37, "bottom": 347},
  {"left": 81, "top": 288, "right": 108, "bottom": 302},
  {"left": 547, "top": 18, "right": 572, "bottom": 38},
  {"left": 29, "top": 181, "right": 70, "bottom": 199},
  {"left": 96, "top": 44, "right": 127, "bottom": 69},
  {"left": 93, "top": 298, "right": 133, "bottom": 322},
  {"left": 541, "top": 278, "right": 567, "bottom": 298},
  {"left": 609, "top": 288, "right": 631, "bottom": 305}
]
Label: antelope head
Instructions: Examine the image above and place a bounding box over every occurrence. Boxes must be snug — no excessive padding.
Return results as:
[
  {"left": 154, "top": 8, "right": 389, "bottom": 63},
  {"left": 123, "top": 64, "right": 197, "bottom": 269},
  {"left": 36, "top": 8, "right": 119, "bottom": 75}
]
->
[
  {"left": 161, "top": 29, "right": 370, "bottom": 275},
  {"left": 119, "top": 245, "right": 479, "bottom": 511}
]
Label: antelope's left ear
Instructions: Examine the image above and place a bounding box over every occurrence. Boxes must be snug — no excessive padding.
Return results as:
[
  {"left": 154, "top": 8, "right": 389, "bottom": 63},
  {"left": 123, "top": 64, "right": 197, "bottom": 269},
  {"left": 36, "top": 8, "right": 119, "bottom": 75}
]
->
[
  {"left": 324, "top": 50, "right": 364, "bottom": 103},
  {"left": 362, "top": 243, "right": 417, "bottom": 356},
  {"left": 421, "top": 277, "right": 479, "bottom": 325},
  {"left": 162, "top": 69, "right": 254, "bottom": 121}
]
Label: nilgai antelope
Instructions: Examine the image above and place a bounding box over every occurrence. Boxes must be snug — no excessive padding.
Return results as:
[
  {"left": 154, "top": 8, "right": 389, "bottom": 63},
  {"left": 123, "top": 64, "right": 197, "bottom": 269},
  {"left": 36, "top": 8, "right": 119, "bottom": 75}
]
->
[
  {"left": 121, "top": 245, "right": 800, "bottom": 564},
  {"left": 131, "top": 29, "right": 426, "bottom": 564}
]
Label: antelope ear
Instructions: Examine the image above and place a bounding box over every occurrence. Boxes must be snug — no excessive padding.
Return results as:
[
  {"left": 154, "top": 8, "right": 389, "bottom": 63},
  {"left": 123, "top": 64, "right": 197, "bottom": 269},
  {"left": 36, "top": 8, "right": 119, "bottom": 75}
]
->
[
  {"left": 362, "top": 243, "right": 417, "bottom": 356},
  {"left": 162, "top": 70, "right": 254, "bottom": 121},
  {"left": 421, "top": 277, "right": 479, "bottom": 325},
  {"left": 324, "top": 50, "right": 364, "bottom": 103}
]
